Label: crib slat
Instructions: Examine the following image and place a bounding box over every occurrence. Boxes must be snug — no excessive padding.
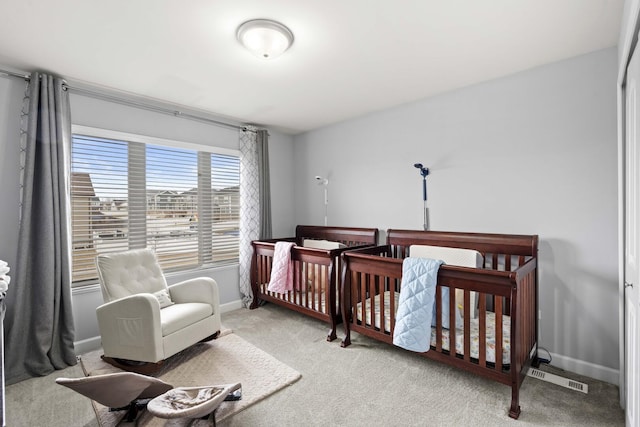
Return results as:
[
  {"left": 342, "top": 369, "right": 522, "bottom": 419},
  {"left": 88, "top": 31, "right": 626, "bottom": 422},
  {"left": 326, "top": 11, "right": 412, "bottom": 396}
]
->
[
  {"left": 435, "top": 286, "right": 442, "bottom": 352},
  {"left": 360, "top": 273, "right": 366, "bottom": 327},
  {"left": 505, "top": 255, "right": 511, "bottom": 271},
  {"left": 479, "top": 294, "right": 486, "bottom": 367},
  {"left": 293, "top": 260, "right": 299, "bottom": 305},
  {"left": 305, "top": 264, "right": 309, "bottom": 308},
  {"left": 360, "top": 271, "right": 366, "bottom": 325},
  {"left": 519, "top": 271, "right": 535, "bottom": 366},
  {"left": 358, "top": 270, "right": 364, "bottom": 321},
  {"left": 348, "top": 271, "right": 354, "bottom": 322},
  {"left": 280, "top": 259, "right": 287, "bottom": 302},
  {"left": 272, "top": 257, "right": 278, "bottom": 300},
  {"left": 267, "top": 255, "right": 272, "bottom": 293},
  {"left": 311, "top": 263, "right": 316, "bottom": 310},
  {"left": 368, "top": 275, "right": 376, "bottom": 331},
  {"left": 320, "top": 264, "right": 325, "bottom": 313},
  {"left": 256, "top": 255, "right": 262, "bottom": 288},
  {"left": 298, "top": 261, "right": 304, "bottom": 305},
  {"left": 256, "top": 255, "right": 263, "bottom": 293},
  {"left": 348, "top": 270, "right": 354, "bottom": 320},
  {"left": 326, "top": 264, "right": 331, "bottom": 315},
  {"left": 449, "top": 287, "right": 456, "bottom": 361},
  {"left": 265, "top": 255, "right": 271, "bottom": 295},
  {"left": 321, "top": 265, "right": 326, "bottom": 313},
  {"left": 464, "top": 290, "right": 471, "bottom": 362},
  {"left": 528, "top": 272, "right": 535, "bottom": 357},
  {"left": 306, "top": 262, "right": 312, "bottom": 309},
  {"left": 318, "top": 265, "right": 327, "bottom": 313},
  {"left": 519, "top": 279, "right": 527, "bottom": 364},
  {"left": 495, "top": 297, "right": 503, "bottom": 372},
  {"left": 314, "top": 264, "right": 320, "bottom": 312},
  {"left": 335, "top": 256, "right": 342, "bottom": 316},
  {"left": 376, "top": 275, "right": 384, "bottom": 334},
  {"left": 390, "top": 282, "right": 396, "bottom": 334}
]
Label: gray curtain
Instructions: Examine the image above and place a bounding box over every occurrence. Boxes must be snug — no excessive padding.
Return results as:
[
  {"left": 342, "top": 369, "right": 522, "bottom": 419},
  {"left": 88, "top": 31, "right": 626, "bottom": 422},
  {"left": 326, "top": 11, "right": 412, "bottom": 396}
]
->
[
  {"left": 256, "top": 130, "right": 272, "bottom": 240},
  {"left": 4, "top": 72, "right": 77, "bottom": 384}
]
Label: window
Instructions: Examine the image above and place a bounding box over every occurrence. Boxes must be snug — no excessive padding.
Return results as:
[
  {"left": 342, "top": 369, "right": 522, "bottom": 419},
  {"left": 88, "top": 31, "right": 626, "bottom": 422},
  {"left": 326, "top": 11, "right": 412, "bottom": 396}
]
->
[{"left": 70, "top": 126, "right": 240, "bottom": 285}]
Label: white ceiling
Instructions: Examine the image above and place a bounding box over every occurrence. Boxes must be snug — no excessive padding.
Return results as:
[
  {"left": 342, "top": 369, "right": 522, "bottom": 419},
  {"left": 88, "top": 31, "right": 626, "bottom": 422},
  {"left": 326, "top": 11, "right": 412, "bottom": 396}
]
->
[{"left": 0, "top": 1, "right": 624, "bottom": 134}]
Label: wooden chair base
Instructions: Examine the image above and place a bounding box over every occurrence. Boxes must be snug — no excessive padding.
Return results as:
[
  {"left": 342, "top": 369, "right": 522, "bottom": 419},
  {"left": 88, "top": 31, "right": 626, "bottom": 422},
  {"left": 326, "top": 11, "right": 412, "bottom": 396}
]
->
[
  {"left": 101, "top": 355, "right": 164, "bottom": 375},
  {"left": 101, "top": 331, "right": 220, "bottom": 375},
  {"left": 199, "top": 330, "right": 221, "bottom": 342}
]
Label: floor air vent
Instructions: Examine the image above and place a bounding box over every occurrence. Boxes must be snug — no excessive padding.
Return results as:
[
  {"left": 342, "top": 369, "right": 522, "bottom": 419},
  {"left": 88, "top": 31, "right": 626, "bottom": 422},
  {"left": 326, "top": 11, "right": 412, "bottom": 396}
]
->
[{"left": 527, "top": 368, "right": 588, "bottom": 394}]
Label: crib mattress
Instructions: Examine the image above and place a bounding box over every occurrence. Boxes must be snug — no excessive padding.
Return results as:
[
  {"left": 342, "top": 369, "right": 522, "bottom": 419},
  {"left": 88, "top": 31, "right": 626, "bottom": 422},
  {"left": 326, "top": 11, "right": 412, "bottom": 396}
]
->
[{"left": 356, "top": 291, "right": 511, "bottom": 364}]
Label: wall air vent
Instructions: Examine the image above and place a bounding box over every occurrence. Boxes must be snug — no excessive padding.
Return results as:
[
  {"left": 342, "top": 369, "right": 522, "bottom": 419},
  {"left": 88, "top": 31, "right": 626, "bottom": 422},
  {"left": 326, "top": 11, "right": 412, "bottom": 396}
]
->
[{"left": 527, "top": 368, "right": 588, "bottom": 394}]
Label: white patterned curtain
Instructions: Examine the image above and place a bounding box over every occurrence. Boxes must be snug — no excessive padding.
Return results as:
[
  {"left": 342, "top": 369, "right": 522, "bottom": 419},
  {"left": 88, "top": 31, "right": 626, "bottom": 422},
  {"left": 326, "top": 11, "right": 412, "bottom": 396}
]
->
[
  {"left": 256, "top": 129, "right": 272, "bottom": 240},
  {"left": 239, "top": 128, "right": 261, "bottom": 307}
]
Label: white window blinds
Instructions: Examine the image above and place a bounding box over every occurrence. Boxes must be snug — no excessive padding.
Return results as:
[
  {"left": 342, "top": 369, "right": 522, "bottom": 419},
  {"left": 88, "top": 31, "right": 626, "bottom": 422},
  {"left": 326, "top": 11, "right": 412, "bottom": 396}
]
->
[{"left": 70, "top": 130, "right": 240, "bottom": 285}]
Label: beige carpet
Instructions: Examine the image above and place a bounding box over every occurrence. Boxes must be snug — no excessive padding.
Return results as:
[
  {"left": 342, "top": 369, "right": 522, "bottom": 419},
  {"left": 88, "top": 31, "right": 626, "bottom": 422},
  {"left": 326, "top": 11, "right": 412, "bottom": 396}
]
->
[{"left": 79, "top": 330, "right": 301, "bottom": 426}]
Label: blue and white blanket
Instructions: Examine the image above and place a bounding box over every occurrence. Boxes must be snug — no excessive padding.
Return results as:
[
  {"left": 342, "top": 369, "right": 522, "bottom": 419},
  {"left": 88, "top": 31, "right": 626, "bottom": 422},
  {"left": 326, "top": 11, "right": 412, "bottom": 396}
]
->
[{"left": 393, "top": 257, "right": 461, "bottom": 352}]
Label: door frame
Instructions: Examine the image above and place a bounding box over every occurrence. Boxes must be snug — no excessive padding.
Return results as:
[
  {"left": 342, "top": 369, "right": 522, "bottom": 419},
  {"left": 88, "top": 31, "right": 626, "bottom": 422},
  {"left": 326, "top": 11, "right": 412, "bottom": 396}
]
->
[{"left": 619, "top": 0, "right": 640, "bottom": 409}]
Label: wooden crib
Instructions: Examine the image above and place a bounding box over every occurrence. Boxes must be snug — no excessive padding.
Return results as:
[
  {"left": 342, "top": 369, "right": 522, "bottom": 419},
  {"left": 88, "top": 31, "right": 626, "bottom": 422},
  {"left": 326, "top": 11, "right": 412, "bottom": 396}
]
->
[
  {"left": 340, "top": 229, "right": 538, "bottom": 419},
  {"left": 250, "top": 225, "right": 378, "bottom": 341}
]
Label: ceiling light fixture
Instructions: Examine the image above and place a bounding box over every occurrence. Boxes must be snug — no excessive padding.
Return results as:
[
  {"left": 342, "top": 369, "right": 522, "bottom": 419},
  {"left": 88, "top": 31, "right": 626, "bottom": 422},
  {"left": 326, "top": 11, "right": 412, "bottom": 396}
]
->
[{"left": 236, "top": 19, "right": 294, "bottom": 60}]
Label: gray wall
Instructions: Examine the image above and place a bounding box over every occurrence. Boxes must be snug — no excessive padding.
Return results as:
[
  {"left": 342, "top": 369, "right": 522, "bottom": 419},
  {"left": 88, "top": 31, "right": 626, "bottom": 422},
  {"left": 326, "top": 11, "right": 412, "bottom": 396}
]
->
[
  {"left": 293, "top": 47, "right": 619, "bottom": 383},
  {"left": 0, "top": 81, "right": 295, "bottom": 351}
]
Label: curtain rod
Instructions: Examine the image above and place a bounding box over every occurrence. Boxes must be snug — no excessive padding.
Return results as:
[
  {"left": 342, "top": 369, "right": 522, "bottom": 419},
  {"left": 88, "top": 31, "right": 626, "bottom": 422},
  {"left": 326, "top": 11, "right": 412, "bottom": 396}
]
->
[
  {"left": 65, "top": 84, "right": 252, "bottom": 132},
  {"left": 0, "top": 68, "right": 29, "bottom": 80},
  {"left": 0, "top": 67, "right": 255, "bottom": 133}
]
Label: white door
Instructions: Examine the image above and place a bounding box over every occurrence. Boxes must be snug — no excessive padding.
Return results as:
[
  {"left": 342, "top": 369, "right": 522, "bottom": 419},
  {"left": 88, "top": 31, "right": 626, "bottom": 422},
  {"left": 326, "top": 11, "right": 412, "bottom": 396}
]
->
[{"left": 625, "top": 43, "right": 640, "bottom": 427}]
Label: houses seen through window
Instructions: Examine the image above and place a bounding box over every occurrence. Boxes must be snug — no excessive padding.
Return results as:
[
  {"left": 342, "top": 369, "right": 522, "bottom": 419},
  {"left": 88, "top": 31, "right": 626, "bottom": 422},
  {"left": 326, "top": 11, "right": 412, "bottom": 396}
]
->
[{"left": 70, "top": 129, "right": 240, "bottom": 285}]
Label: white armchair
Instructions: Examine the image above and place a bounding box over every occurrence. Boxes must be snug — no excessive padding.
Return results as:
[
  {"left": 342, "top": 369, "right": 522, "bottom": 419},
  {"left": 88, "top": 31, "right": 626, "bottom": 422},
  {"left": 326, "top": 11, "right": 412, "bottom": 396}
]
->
[{"left": 95, "top": 248, "right": 221, "bottom": 369}]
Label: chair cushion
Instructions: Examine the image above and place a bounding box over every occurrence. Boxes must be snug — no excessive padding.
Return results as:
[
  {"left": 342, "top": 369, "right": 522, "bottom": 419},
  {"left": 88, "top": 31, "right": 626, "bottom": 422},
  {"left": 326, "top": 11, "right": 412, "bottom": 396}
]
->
[
  {"left": 302, "top": 239, "right": 345, "bottom": 250},
  {"left": 97, "top": 248, "right": 168, "bottom": 302},
  {"left": 409, "top": 245, "right": 483, "bottom": 267},
  {"left": 154, "top": 289, "right": 175, "bottom": 308},
  {"left": 409, "top": 244, "right": 483, "bottom": 320},
  {"left": 160, "top": 303, "right": 213, "bottom": 336}
]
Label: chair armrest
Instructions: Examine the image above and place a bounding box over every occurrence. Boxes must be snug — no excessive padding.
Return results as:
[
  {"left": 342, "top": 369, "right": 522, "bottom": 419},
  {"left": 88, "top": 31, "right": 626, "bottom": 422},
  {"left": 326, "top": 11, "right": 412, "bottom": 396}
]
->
[
  {"left": 96, "top": 293, "right": 161, "bottom": 320},
  {"left": 96, "top": 294, "right": 164, "bottom": 362},
  {"left": 168, "top": 277, "right": 220, "bottom": 312}
]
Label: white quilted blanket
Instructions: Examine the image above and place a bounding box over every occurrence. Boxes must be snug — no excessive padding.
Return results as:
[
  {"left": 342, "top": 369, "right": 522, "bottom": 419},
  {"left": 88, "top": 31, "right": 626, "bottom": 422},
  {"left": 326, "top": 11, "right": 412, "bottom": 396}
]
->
[{"left": 392, "top": 257, "right": 443, "bottom": 352}]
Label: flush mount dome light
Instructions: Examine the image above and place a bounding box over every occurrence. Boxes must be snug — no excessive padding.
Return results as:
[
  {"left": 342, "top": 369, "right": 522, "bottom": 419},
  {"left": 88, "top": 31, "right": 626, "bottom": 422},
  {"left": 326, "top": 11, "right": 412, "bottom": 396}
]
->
[{"left": 237, "top": 19, "right": 294, "bottom": 59}]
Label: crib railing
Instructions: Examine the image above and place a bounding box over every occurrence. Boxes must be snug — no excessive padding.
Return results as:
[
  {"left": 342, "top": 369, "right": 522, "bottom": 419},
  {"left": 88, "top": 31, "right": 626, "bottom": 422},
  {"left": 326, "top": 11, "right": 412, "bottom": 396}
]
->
[
  {"left": 295, "top": 225, "right": 380, "bottom": 247},
  {"left": 250, "top": 227, "right": 378, "bottom": 341},
  {"left": 340, "top": 249, "right": 537, "bottom": 418},
  {"left": 251, "top": 241, "right": 338, "bottom": 308}
]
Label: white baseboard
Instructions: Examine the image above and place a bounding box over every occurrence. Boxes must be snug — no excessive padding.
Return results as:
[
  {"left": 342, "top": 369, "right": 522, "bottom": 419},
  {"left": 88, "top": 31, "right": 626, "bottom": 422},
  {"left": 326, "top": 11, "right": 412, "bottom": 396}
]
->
[
  {"left": 220, "top": 299, "right": 243, "bottom": 313},
  {"left": 548, "top": 352, "right": 620, "bottom": 386},
  {"left": 74, "top": 335, "right": 103, "bottom": 356},
  {"left": 74, "top": 298, "right": 246, "bottom": 356}
]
